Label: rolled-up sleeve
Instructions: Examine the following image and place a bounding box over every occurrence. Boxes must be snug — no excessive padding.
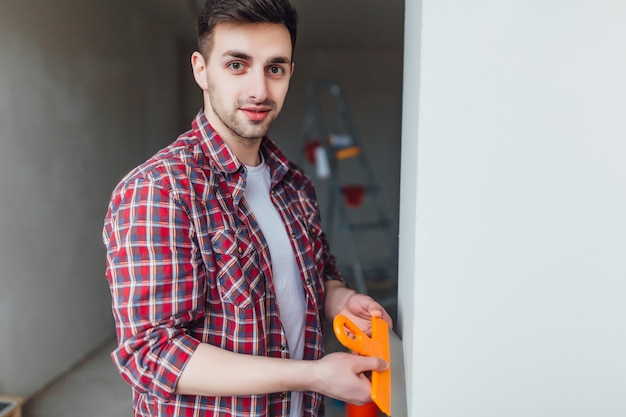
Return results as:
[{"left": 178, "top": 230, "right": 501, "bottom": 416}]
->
[{"left": 103, "top": 177, "right": 203, "bottom": 401}]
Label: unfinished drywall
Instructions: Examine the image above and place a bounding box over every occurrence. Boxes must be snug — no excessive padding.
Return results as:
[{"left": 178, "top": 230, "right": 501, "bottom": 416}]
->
[
  {"left": 0, "top": 0, "right": 197, "bottom": 397},
  {"left": 401, "top": 1, "right": 626, "bottom": 415}
]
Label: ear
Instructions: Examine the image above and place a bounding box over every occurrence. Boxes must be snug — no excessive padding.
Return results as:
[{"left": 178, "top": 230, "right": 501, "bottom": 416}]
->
[
  {"left": 191, "top": 51, "right": 209, "bottom": 90},
  {"left": 290, "top": 62, "right": 295, "bottom": 76}
]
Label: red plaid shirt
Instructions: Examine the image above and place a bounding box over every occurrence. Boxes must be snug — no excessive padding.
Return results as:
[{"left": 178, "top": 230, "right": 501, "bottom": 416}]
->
[{"left": 103, "top": 111, "right": 343, "bottom": 417}]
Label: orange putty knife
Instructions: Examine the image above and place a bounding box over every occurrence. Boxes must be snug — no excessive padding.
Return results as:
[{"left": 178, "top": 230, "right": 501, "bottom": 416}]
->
[{"left": 334, "top": 314, "right": 400, "bottom": 415}]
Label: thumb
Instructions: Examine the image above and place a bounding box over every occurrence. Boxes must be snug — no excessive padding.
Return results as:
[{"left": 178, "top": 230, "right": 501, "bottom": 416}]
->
[{"left": 357, "top": 356, "right": 389, "bottom": 373}]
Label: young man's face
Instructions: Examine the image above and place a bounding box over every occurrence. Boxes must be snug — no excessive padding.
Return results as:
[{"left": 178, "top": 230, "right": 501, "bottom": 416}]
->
[{"left": 193, "top": 22, "right": 294, "bottom": 143}]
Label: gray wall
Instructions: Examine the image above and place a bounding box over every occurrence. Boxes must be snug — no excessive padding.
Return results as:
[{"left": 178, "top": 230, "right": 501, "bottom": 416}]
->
[
  {"left": 0, "top": 0, "right": 198, "bottom": 397},
  {"left": 399, "top": 1, "right": 626, "bottom": 415},
  {"left": 0, "top": 1, "right": 404, "bottom": 399}
]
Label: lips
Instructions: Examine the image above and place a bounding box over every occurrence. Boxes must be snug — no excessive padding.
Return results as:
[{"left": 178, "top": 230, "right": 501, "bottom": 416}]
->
[{"left": 241, "top": 107, "right": 270, "bottom": 122}]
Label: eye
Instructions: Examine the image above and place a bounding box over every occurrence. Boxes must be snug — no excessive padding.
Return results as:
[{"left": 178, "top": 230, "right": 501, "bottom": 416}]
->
[
  {"left": 227, "top": 61, "right": 246, "bottom": 73},
  {"left": 267, "top": 65, "right": 286, "bottom": 76}
]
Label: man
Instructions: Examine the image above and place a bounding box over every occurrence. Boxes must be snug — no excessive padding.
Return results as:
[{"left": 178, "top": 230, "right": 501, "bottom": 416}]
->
[{"left": 102, "top": 0, "right": 392, "bottom": 416}]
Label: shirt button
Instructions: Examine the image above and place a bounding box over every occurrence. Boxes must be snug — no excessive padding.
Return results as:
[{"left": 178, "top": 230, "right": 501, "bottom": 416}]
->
[
  {"left": 290, "top": 233, "right": 296, "bottom": 239},
  {"left": 280, "top": 344, "right": 286, "bottom": 351},
  {"left": 238, "top": 246, "right": 243, "bottom": 255},
  {"left": 280, "top": 393, "right": 287, "bottom": 400}
]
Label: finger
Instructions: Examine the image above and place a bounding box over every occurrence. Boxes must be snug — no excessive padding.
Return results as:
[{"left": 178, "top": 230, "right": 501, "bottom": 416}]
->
[
  {"left": 356, "top": 356, "right": 389, "bottom": 374},
  {"left": 381, "top": 311, "right": 394, "bottom": 328},
  {"left": 348, "top": 372, "right": 374, "bottom": 402},
  {"left": 373, "top": 356, "right": 389, "bottom": 372},
  {"left": 369, "top": 309, "right": 382, "bottom": 318},
  {"left": 368, "top": 307, "right": 394, "bottom": 328},
  {"left": 349, "top": 294, "right": 376, "bottom": 311}
]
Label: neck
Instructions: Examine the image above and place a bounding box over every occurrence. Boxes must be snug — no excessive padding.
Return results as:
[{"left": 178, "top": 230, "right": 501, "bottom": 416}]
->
[
  {"left": 204, "top": 109, "right": 263, "bottom": 167},
  {"left": 231, "top": 138, "right": 263, "bottom": 166},
  {"left": 217, "top": 131, "right": 262, "bottom": 166}
]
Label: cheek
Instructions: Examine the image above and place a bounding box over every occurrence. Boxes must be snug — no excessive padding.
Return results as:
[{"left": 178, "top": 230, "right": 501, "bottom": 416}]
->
[
  {"left": 209, "top": 80, "right": 238, "bottom": 104},
  {"left": 271, "top": 81, "right": 291, "bottom": 107}
]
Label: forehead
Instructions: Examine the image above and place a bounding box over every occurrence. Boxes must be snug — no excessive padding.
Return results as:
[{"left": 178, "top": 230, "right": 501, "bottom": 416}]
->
[{"left": 210, "top": 22, "right": 293, "bottom": 61}]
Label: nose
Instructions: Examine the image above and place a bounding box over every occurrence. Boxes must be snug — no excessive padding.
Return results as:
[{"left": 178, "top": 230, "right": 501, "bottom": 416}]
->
[{"left": 247, "top": 68, "right": 268, "bottom": 103}]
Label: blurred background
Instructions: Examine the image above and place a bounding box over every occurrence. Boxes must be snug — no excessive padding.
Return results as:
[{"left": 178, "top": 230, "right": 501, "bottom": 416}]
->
[{"left": 0, "top": 0, "right": 404, "bottom": 409}]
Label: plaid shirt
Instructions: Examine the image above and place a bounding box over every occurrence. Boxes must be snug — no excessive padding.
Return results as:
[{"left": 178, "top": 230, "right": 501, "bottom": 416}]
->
[{"left": 103, "top": 111, "right": 344, "bottom": 417}]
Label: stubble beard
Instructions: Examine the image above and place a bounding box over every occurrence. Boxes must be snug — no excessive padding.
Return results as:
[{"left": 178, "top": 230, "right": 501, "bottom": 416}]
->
[{"left": 208, "top": 83, "right": 278, "bottom": 142}]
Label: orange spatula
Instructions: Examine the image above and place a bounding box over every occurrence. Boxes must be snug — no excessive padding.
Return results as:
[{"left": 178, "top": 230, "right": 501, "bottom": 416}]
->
[{"left": 333, "top": 314, "right": 391, "bottom": 416}]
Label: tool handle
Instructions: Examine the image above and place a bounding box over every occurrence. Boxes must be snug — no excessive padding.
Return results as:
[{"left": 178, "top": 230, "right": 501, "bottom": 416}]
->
[{"left": 333, "top": 314, "right": 382, "bottom": 357}]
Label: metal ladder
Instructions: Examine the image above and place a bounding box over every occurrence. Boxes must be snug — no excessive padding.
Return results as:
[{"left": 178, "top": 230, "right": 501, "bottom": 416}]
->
[{"left": 298, "top": 79, "right": 398, "bottom": 306}]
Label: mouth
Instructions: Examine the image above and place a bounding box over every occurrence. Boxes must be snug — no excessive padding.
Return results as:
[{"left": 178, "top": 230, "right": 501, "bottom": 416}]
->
[{"left": 240, "top": 107, "right": 271, "bottom": 122}]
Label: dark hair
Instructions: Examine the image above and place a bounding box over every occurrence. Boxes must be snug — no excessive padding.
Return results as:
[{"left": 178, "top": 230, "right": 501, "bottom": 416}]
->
[{"left": 197, "top": 0, "right": 298, "bottom": 58}]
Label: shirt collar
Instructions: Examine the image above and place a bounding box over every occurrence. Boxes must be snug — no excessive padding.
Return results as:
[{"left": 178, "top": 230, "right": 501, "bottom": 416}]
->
[
  {"left": 192, "top": 110, "right": 240, "bottom": 174},
  {"left": 191, "top": 109, "right": 291, "bottom": 184}
]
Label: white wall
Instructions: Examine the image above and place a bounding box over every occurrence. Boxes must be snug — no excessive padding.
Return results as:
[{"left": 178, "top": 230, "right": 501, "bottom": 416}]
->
[
  {"left": 0, "top": 0, "right": 197, "bottom": 397},
  {"left": 401, "top": 1, "right": 626, "bottom": 415}
]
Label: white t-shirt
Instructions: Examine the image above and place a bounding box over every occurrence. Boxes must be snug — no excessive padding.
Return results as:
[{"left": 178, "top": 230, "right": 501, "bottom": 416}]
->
[{"left": 243, "top": 159, "right": 307, "bottom": 417}]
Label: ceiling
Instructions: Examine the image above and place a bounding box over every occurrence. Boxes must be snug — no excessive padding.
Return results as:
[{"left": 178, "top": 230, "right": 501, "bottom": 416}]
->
[{"left": 190, "top": 0, "right": 405, "bottom": 50}]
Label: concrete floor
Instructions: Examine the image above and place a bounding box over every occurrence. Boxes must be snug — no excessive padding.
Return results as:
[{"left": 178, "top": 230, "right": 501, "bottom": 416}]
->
[
  {"left": 22, "top": 338, "right": 132, "bottom": 417},
  {"left": 20, "top": 333, "right": 363, "bottom": 417}
]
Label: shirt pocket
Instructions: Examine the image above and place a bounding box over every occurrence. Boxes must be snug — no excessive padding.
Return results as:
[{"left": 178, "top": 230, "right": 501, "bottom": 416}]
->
[
  {"left": 210, "top": 227, "right": 265, "bottom": 309},
  {"left": 290, "top": 213, "right": 322, "bottom": 279},
  {"left": 306, "top": 219, "right": 324, "bottom": 265}
]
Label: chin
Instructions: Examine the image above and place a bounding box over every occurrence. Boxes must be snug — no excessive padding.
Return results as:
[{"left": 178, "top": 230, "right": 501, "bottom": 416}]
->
[{"left": 239, "top": 123, "right": 273, "bottom": 139}]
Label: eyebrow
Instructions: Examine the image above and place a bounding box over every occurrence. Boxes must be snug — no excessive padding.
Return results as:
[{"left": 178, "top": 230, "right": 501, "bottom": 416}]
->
[{"left": 222, "top": 50, "right": 292, "bottom": 65}]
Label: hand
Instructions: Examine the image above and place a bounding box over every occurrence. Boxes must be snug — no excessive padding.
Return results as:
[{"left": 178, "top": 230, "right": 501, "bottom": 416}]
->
[
  {"left": 325, "top": 281, "right": 394, "bottom": 336},
  {"left": 337, "top": 293, "right": 393, "bottom": 336},
  {"left": 311, "top": 351, "right": 388, "bottom": 405}
]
